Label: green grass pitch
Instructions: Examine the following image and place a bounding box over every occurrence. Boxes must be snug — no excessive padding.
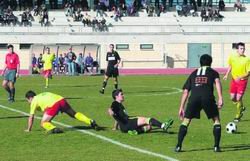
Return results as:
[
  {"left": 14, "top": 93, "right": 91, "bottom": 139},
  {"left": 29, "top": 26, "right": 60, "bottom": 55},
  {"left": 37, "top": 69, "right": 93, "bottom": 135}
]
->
[{"left": 0, "top": 75, "right": 249, "bottom": 161}]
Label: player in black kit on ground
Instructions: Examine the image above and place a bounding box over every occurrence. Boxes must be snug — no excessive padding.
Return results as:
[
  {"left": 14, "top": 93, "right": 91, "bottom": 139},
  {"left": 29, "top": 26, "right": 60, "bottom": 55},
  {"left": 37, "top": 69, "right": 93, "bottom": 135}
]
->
[
  {"left": 100, "top": 44, "right": 121, "bottom": 94},
  {"left": 175, "top": 54, "right": 223, "bottom": 152},
  {"left": 108, "top": 89, "right": 174, "bottom": 135}
]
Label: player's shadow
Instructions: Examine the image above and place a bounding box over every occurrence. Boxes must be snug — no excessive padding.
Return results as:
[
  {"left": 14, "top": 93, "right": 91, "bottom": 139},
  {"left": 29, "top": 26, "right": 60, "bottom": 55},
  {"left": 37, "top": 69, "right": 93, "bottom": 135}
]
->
[
  {"left": 63, "top": 84, "right": 98, "bottom": 88},
  {"left": 142, "top": 128, "right": 177, "bottom": 135},
  {"left": 64, "top": 126, "right": 107, "bottom": 131},
  {"left": 185, "top": 144, "right": 250, "bottom": 152},
  {"left": 240, "top": 119, "right": 250, "bottom": 122},
  {"left": 222, "top": 144, "right": 250, "bottom": 152},
  {"left": 126, "top": 89, "right": 174, "bottom": 94},
  {"left": 64, "top": 97, "right": 83, "bottom": 100},
  {"left": 0, "top": 115, "right": 28, "bottom": 120}
]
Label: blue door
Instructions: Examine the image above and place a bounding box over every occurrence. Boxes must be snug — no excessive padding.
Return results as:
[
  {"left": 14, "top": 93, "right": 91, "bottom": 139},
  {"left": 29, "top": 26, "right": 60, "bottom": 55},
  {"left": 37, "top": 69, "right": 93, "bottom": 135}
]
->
[{"left": 188, "top": 43, "right": 211, "bottom": 68}]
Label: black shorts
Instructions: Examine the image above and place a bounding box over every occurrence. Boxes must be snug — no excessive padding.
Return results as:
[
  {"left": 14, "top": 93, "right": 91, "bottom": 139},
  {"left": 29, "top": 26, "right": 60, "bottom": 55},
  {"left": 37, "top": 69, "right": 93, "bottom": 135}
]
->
[
  {"left": 184, "top": 97, "right": 219, "bottom": 119},
  {"left": 105, "top": 67, "right": 119, "bottom": 77},
  {"left": 119, "top": 118, "right": 143, "bottom": 133}
]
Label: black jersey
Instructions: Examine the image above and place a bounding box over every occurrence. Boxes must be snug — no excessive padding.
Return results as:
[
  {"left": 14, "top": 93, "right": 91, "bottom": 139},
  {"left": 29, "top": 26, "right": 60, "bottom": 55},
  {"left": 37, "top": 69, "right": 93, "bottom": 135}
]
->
[
  {"left": 183, "top": 66, "right": 220, "bottom": 98},
  {"left": 106, "top": 50, "right": 120, "bottom": 67},
  {"left": 111, "top": 101, "right": 129, "bottom": 124}
]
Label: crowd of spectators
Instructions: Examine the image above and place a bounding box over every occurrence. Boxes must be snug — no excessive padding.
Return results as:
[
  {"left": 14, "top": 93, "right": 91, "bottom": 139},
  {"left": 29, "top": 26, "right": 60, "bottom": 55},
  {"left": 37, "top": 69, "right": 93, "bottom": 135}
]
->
[
  {"left": 32, "top": 48, "right": 99, "bottom": 76},
  {"left": 200, "top": 7, "right": 224, "bottom": 21},
  {"left": 0, "top": 3, "right": 50, "bottom": 27},
  {"left": 0, "top": 0, "right": 247, "bottom": 27}
]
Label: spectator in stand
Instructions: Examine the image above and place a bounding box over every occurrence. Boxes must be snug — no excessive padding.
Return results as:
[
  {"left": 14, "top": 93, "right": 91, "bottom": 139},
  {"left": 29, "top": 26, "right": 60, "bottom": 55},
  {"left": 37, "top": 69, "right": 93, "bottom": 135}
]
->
[
  {"left": 58, "top": 53, "right": 65, "bottom": 74},
  {"left": 112, "top": 6, "right": 121, "bottom": 22},
  {"left": 84, "top": 53, "right": 94, "bottom": 74},
  {"left": 218, "top": 0, "right": 225, "bottom": 11},
  {"left": 21, "top": 11, "right": 29, "bottom": 26},
  {"left": 81, "top": 0, "right": 89, "bottom": 11},
  {"left": 119, "top": 3, "right": 127, "bottom": 17},
  {"left": 67, "top": 48, "right": 76, "bottom": 76},
  {"left": 200, "top": 7, "right": 208, "bottom": 21},
  {"left": 63, "top": 53, "right": 69, "bottom": 74},
  {"left": 92, "top": 17, "right": 98, "bottom": 31},
  {"left": 76, "top": 53, "right": 85, "bottom": 74},
  {"left": 37, "top": 53, "right": 43, "bottom": 73},
  {"left": 31, "top": 53, "right": 38, "bottom": 74},
  {"left": 234, "top": 0, "right": 243, "bottom": 12},
  {"left": 96, "top": 2, "right": 103, "bottom": 17}
]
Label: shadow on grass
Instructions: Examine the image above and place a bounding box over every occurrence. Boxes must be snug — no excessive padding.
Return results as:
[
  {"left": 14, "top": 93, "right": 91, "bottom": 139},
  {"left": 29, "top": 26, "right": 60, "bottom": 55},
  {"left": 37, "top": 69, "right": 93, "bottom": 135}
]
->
[
  {"left": 64, "top": 97, "right": 84, "bottom": 100},
  {"left": 240, "top": 119, "right": 250, "bottom": 122},
  {"left": 62, "top": 84, "right": 99, "bottom": 88},
  {"left": 126, "top": 89, "right": 174, "bottom": 94},
  {"left": 64, "top": 126, "right": 108, "bottom": 131},
  {"left": 0, "top": 115, "right": 28, "bottom": 119},
  {"left": 138, "top": 128, "right": 177, "bottom": 135},
  {"left": 184, "top": 144, "right": 250, "bottom": 152}
]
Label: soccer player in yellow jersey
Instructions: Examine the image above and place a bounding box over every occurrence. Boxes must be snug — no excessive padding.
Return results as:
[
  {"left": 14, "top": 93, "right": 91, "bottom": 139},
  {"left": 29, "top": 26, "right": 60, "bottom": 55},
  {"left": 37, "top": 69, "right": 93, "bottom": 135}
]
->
[
  {"left": 223, "top": 42, "right": 250, "bottom": 122},
  {"left": 42, "top": 47, "right": 55, "bottom": 88},
  {"left": 24, "top": 90, "right": 99, "bottom": 133}
]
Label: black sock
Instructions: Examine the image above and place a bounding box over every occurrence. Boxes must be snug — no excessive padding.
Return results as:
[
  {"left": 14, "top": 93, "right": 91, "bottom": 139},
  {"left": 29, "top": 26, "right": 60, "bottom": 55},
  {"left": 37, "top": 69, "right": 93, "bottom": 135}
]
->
[
  {"left": 114, "top": 83, "right": 118, "bottom": 89},
  {"left": 10, "top": 88, "right": 15, "bottom": 100},
  {"left": 102, "top": 81, "right": 107, "bottom": 89},
  {"left": 149, "top": 118, "right": 162, "bottom": 128},
  {"left": 213, "top": 124, "right": 221, "bottom": 147},
  {"left": 177, "top": 125, "right": 188, "bottom": 147}
]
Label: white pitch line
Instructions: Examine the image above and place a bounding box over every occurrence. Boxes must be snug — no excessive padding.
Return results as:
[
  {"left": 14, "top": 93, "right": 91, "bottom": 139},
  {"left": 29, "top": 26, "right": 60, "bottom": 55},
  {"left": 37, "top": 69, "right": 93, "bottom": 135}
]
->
[{"left": 0, "top": 104, "right": 179, "bottom": 161}]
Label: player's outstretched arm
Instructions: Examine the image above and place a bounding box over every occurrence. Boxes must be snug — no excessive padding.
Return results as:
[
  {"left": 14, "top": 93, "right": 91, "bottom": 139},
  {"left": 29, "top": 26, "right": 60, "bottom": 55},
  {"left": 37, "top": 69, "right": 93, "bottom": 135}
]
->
[
  {"left": 223, "top": 66, "right": 231, "bottom": 80},
  {"left": 1, "top": 64, "right": 7, "bottom": 76},
  {"left": 215, "top": 78, "right": 223, "bottom": 109},
  {"left": 178, "top": 89, "right": 189, "bottom": 120},
  {"left": 25, "top": 114, "right": 34, "bottom": 132}
]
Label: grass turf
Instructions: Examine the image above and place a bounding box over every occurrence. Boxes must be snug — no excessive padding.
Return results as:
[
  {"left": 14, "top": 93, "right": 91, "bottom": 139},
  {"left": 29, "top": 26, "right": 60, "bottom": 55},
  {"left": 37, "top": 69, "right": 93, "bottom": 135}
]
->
[{"left": 0, "top": 75, "right": 249, "bottom": 161}]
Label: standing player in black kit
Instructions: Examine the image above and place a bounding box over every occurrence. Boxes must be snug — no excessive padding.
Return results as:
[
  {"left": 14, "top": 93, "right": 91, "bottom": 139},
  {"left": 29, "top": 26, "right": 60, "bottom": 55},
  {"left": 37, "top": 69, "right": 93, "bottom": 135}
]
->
[
  {"left": 100, "top": 44, "right": 121, "bottom": 94},
  {"left": 175, "top": 54, "right": 223, "bottom": 152}
]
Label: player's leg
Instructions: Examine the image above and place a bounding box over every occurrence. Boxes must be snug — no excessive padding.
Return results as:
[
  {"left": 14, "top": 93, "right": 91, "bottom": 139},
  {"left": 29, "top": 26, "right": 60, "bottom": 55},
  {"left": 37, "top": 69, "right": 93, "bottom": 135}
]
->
[
  {"left": 175, "top": 100, "right": 200, "bottom": 152},
  {"left": 203, "top": 100, "right": 221, "bottom": 152},
  {"left": 100, "top": 74, "right": 109, "bottom": 94},
  {"left": 113, "top": 68, "right": 119, "bottom": 89},
  {"left": 43, "top": 70, "right": 49, "bottom": 88},
  {"left": 2, "top": 80, "right": 11, "bottom": 101},
  {"left": 113, "top": 77, "right": 118, "bottom": 89},
  {"left": 8, "top": 81, "right": 15, "bottom": 102},
  {"left": 137, "top": 117, "right": 173, "bottom": 131},
  {"left": 41, "top": 113, "right": 62, "bottom": 133},
  {"left": 229, "top": 79, "right": 243, "bottom": 121},
  {"left": 212, "top": 116, "right": 221, "bottom": 152},
  {"left": 234, "top": 94, "right": 243, "bottom": 122},
  {"left": 7, "top": 70, "right": 16, "bottom": 102},
  {"left": 63, "top": 102, "right": 99, "bottom": 130},
  {"left": 175, "top": 118, "right": 191, "bottom": 152}
]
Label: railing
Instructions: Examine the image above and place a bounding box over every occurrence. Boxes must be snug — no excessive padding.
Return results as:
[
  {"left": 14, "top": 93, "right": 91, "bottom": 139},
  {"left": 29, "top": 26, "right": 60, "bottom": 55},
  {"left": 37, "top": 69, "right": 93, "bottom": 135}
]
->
[{"left": 0, "top": 24, "right": 250, "bottom": 34}]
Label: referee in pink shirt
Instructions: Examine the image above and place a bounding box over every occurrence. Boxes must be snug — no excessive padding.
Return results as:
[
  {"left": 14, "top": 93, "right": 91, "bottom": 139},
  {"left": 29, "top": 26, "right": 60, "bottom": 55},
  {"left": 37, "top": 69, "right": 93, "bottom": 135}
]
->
[{"left": 1, "top": 44, "right": 20, "bottom": 102}]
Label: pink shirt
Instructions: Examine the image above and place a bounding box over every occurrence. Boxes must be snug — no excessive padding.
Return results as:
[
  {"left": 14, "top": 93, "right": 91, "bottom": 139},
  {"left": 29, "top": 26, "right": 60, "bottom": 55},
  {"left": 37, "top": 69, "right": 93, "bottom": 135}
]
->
[{"left": 5, "top": 52, "right": 20, "bottom": 70}]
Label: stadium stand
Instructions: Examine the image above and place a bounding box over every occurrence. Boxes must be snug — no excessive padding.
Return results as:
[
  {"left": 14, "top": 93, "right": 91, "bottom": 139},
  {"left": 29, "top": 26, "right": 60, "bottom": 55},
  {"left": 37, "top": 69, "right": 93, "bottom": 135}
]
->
[{"left": 0, "top": 1, "right": 250, "bottom": 75}]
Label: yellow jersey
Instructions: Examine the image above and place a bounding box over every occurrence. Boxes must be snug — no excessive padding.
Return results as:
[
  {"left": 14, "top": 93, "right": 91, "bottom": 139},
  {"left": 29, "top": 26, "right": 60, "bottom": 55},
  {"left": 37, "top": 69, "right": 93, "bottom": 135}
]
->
[
  {"left": 42, "top": 53, "right": 55, "bottom": 70},
  {"left": 30, "top": 92, "right": 63, "bottom": 115},
  {"left": 228, "top": 53, "right": 250, "bottom": 79}
]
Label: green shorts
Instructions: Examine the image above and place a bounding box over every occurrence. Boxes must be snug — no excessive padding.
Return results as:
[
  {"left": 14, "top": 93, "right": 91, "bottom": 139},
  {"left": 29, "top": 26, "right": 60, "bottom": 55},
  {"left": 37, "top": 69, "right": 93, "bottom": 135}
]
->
[{"left": 4, "top": 69, "right": 17, "bottom": 83}]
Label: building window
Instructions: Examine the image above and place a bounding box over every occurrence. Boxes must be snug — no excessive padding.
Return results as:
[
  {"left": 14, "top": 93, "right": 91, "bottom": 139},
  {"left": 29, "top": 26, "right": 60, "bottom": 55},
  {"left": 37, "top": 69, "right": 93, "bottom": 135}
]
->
[
  {"left": 140, "top": 44, "right": 153, "bottom": 50},
  {"left": 20, "top": 44, "right": 32, "bottom": 49},
  {"left": 0, "top": 44, "right": 8, "bottom": 49},
  {"left": 116, "top": 44, "right": 129, "bottom": 50}
]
